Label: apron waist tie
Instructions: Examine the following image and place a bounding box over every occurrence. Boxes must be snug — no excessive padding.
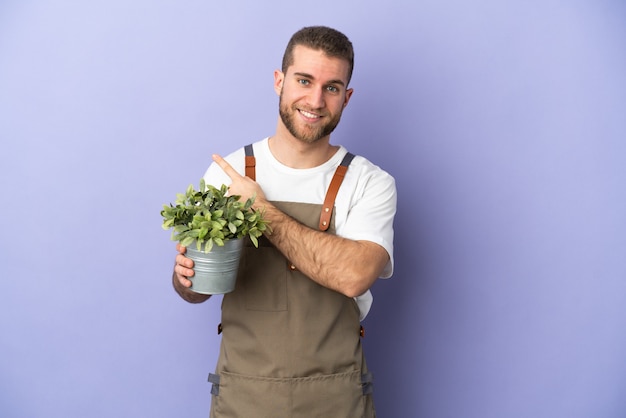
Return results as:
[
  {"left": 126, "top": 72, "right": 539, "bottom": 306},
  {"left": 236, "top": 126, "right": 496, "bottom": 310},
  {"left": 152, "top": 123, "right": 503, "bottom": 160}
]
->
[
  {"left": 361, "top": 372, "right": 374, "bottom": 395},
  {"left": 208, "top": 373, "right": 220, "bottom": 395}
]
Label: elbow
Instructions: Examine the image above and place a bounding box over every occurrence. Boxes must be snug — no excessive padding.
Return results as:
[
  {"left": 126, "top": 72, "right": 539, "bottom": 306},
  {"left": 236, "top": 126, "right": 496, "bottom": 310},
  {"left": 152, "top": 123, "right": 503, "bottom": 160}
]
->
[
  {"left": 336, "top": 241, "right": 388, "bottom": 298},
  {"left": 342, "top": 286, "right": 369, "bottom": 299},
  {"left": 339, "top": 269, "right": 378, "bottom": 299}
]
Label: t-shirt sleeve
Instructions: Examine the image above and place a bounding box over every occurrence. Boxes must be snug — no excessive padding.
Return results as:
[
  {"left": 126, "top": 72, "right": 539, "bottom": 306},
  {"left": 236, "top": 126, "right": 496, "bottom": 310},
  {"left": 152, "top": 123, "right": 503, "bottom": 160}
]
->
[{"left": 339, "top": 165, "right": 397, "bottom": 279}]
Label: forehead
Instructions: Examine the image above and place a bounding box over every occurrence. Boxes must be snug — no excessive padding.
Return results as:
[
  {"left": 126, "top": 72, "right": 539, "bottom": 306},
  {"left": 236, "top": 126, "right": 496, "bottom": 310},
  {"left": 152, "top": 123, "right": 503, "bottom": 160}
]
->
[{"left": 287, "top": 45, "right": 351, "bottom": 84}]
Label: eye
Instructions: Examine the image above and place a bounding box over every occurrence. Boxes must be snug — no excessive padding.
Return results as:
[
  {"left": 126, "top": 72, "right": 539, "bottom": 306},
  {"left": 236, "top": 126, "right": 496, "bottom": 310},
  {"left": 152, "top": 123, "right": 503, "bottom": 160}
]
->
[
  {"left": 326, "top": 85, "right": 339, "bottom": 93},
  {"left": 298, "top": 79, "right": 310, "bottom": 86}
]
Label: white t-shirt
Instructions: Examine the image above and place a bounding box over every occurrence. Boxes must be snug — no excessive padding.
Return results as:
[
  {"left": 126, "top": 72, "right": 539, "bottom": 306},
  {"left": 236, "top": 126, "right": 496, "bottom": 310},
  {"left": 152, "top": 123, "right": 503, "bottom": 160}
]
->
[{"left": 203, "top": 138, "right": 396, "bottom": 320}]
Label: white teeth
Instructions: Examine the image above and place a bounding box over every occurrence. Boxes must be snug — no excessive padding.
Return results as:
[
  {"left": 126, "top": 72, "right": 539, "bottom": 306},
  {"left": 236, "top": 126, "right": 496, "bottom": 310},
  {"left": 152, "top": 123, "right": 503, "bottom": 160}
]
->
[{"left": 300, "top": 110, "right": 319, "bottom": 119}]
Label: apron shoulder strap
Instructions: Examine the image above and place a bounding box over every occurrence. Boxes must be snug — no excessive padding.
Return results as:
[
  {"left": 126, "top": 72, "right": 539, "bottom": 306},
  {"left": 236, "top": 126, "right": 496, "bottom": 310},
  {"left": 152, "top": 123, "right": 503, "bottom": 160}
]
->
[
  {"left": 243, "top": 144, "right": 354, "bottom": 232},
  {"left": 319, "top": 152, "right": 355, "bottom": 231},
  {"left": 244, "top": 144, "right": 256, "bottom": 180}
]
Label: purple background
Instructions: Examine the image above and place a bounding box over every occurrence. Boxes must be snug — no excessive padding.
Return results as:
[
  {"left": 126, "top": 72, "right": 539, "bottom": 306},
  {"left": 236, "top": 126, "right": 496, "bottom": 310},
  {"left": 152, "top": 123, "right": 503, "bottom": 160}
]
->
[{"left": 1, "top": 1, "right": 625, "bottom": 417}]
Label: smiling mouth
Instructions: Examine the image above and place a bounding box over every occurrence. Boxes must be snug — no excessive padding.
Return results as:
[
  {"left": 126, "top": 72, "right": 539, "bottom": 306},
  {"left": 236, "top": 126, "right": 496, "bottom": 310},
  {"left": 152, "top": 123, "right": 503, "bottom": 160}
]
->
[{"left": 299, "top": 109, "right": 322, "bottom": 120}]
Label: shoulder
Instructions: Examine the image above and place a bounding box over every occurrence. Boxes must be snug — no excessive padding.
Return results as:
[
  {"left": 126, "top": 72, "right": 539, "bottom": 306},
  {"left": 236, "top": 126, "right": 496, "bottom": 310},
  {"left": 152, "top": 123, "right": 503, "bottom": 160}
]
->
[
  {"left": 345, "top": 152, "right": 396, "bottom": 193},
  {"left": 351, "top": 154, "right": 394, "bottom": 178}
]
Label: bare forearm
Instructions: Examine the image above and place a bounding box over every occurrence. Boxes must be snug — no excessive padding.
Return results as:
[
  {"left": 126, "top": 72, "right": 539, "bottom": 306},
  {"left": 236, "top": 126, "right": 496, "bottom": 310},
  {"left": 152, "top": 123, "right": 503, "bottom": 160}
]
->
[{"left": 259, "top": 200, "right": 388, "bottom": 297}]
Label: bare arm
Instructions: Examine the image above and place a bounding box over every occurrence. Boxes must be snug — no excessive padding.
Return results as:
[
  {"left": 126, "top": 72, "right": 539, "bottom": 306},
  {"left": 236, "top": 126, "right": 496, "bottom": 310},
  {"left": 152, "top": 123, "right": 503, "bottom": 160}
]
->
[
  {"left": 172, "top": 243, "right": 211, "bottom": 304},
  {"left": 212, "top": 154, "right": 389, "bottom": 298},
  {"left": 260, "top": 199, "right": 389, "bottom": 297}
]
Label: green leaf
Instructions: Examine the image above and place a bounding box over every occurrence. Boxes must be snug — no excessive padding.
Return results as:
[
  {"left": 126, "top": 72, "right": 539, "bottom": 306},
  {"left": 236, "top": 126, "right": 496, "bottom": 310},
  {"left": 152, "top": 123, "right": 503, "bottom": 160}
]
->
[
  {"left": 173, "top": 225, "right": 189, "bottom": 233},
  {"left": 181, "top": 236, "right": 194, "bottom": 247}
]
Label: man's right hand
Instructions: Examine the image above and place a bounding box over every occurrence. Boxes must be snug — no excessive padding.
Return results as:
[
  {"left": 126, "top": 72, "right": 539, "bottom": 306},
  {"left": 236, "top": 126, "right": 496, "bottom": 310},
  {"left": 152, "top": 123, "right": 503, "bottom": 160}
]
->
[
  {"left": 172, "top": 244, "right": 211, "bottom": 303},
  {"left": 174, "top": 243, "right": 195, "bottom": 288}
]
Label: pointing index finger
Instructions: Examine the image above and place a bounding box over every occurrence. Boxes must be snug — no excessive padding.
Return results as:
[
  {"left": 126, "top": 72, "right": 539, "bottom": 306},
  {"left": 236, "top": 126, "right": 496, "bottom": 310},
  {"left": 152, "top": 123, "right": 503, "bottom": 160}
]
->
[{"left": 212, "top": 154, "right": 241, "bottom": 180}]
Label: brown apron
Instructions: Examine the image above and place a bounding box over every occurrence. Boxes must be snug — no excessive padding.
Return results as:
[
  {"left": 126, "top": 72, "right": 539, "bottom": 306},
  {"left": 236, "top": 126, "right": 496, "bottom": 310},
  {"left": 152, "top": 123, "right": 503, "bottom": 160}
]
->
[{"left": 208, "top": 146, "right": 376, "bottom": 418}]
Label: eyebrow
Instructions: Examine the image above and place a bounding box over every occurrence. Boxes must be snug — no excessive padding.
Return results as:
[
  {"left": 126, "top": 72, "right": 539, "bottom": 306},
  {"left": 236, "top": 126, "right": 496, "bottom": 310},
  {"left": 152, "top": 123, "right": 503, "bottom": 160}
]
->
[{"left": 293, "top": 72, "right": 346, "bottom": 87}]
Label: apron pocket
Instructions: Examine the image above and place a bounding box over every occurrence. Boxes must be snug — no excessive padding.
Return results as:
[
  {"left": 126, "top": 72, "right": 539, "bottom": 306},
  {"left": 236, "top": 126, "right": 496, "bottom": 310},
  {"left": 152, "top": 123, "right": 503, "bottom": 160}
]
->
[
  {"left": 213, "top": 371, "right": 290, "bottom": 418},
  {"left": 291, "top": 370, "right": 365, "bottom": 418},
  {"left": 240, "top": 246, "right": 288, "bottom": 311},
  {"left": 212, "top": 370, "right": 367, "bottom": 418}
]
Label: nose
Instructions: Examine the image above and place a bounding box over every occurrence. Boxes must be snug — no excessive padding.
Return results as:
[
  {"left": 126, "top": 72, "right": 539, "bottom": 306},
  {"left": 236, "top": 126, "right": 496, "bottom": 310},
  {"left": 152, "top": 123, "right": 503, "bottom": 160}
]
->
[{"left": 306, "top": 86, "right": 325, "bottom": 109}]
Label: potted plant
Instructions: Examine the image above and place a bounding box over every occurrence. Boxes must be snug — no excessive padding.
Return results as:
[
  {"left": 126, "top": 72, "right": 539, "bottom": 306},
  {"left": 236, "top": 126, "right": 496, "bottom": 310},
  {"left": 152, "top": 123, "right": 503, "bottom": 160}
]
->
[{"left": 161, "top": 179, "right": 270, "bottom": 294}]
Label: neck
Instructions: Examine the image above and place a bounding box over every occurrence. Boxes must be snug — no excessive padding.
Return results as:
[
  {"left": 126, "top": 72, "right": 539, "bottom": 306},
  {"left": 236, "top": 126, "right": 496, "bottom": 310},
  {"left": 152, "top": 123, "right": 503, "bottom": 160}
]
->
[{"left": 269, "top": 121, "right": 339, "bottom": 169}]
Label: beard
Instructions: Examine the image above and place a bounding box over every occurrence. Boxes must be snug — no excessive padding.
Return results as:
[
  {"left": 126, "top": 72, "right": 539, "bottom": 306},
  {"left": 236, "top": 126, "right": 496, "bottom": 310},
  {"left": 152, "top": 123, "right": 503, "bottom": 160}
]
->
[{"left": 278, "top": 92, "right": 343, "bottom": 144}]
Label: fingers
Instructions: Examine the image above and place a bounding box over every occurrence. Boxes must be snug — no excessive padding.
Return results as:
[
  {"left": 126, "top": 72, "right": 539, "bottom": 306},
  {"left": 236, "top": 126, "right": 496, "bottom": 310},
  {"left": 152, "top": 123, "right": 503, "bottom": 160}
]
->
[
  {"left": 176, "top": 253, "right": 194, "bottom": 269},
  {"left": 212, "top": 154, "right": 242, "bottom": 180},
  {"left": 175, "top": 249, "right": 195, "bottom": 288},
  {"left": 176, "top": 273, "right": 193, "bottom": 288}
]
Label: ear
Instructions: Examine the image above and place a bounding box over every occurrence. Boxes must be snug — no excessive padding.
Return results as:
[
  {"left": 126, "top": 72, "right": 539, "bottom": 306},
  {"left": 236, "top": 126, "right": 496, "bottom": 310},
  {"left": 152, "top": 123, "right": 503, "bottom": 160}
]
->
[
  {"left": 273, "top": 69, "right": 284, "bottom": 96},
  {"left": 343, "top": 87, "right": 354, "bottom": 108}
]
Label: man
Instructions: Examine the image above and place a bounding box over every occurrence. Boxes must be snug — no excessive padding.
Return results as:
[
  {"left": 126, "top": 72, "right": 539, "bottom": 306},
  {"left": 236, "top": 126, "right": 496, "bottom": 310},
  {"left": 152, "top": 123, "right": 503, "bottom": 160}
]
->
[{"left": 172, "top": 26, "right": 396, "bottom": 417}]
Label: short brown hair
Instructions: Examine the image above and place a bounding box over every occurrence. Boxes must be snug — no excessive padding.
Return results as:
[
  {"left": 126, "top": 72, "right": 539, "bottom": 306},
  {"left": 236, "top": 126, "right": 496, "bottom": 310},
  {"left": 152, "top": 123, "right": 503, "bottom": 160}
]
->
[{"left": 281, "top": 26, "right": 354, "bottom": 84}]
